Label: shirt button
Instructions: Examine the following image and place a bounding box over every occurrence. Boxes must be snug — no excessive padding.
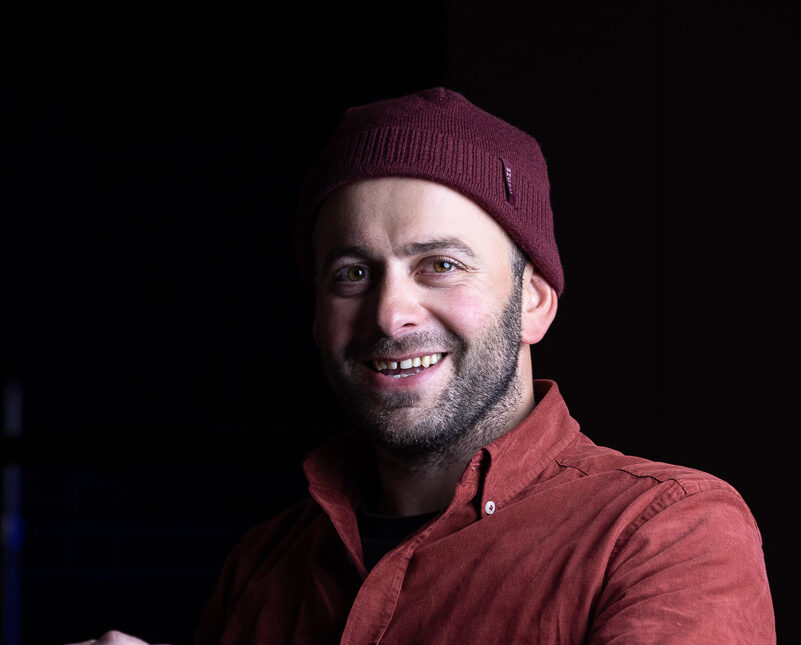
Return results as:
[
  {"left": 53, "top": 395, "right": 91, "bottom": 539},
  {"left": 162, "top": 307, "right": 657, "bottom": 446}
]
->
[{"left": 485, "top": 500, "right": 496, "bottom": 515}]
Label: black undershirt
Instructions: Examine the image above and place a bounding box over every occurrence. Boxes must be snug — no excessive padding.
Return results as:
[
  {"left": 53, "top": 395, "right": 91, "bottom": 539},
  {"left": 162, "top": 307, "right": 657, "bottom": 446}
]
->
[{"left": 356, "top": 504, "right": 440, "bottom": 570}]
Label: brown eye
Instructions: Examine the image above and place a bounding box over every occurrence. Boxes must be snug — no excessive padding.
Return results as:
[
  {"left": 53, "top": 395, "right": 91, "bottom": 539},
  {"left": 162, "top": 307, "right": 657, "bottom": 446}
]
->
[
  {"left": 433, "top": 260, "right": 454, "bottom": 273},
  {"left": 347, "top": 266, "right": 367, "bottom": 281}
]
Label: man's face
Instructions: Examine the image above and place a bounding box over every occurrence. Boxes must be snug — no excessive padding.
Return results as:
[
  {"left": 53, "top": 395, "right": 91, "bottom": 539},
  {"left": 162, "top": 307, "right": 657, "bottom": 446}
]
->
[{"left": 311, "top": 177, "right": 528, "bottom": 458}]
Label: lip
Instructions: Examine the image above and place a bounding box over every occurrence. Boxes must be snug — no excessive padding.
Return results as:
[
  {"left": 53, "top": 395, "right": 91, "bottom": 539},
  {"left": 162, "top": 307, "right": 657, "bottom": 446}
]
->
[
  {"left": 364, "top": 351, "right": 447, "bottom": 363},
  {"left": 361, "top": 353, "right": 448, "bottom": 391}
]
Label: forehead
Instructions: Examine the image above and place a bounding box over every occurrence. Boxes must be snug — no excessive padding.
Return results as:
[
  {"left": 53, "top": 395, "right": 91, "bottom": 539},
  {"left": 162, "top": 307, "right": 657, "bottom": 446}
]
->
[{"left": 312, "top": 177, "right": 515, "bottom": 260}]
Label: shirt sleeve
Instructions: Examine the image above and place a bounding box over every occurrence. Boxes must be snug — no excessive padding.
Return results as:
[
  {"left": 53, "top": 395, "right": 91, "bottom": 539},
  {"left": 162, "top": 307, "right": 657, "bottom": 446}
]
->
[{"left": 587, "top": 484, "right": 775, "bottom": 644}]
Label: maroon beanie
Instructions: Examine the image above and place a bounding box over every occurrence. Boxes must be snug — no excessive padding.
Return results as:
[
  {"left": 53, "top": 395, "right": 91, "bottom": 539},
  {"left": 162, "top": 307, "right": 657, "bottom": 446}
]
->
[{"left": 297, "top": 87, "right": 564, "bottom": 296}]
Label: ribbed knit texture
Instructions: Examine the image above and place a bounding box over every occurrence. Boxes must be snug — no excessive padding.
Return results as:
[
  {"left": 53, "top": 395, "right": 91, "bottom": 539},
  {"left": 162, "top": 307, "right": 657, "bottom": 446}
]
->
[{"left": 296, "top": 88, "right": 564, "bottom": 295}]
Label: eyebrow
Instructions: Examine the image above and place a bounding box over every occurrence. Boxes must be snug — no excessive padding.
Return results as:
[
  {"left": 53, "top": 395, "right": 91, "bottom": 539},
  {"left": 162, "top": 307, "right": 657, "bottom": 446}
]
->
[
  {"left": 322, "top": 237, "right": 477, "bottom": 271},
  {"left": 401, "top": 238, "right": 477, "bottom": 259},
  {"left": 322, "top": 245, "right": 374, "bottom": 271}
]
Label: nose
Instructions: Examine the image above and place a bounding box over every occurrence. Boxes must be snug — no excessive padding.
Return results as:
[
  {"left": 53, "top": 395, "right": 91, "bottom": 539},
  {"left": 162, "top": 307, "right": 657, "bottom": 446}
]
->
[{"left": 371, "top": 269, "right": 426, "bottom": 337}]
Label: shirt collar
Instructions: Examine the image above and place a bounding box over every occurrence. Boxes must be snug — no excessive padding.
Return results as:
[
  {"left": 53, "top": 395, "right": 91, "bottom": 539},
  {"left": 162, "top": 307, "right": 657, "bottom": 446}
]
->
[{"left": 474, "top": 379, "right": 581, "bottom": 510}]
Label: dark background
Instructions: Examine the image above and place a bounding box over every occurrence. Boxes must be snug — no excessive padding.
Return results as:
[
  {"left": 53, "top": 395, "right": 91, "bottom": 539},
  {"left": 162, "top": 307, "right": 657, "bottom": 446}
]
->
[{"left": 3, "top": 2, "right": 798, "bottom": 643}]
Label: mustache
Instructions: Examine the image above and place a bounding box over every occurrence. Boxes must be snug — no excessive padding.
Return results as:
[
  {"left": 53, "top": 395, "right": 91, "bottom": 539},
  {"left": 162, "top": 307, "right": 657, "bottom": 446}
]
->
[{"left": 345, "top": 330, "right": 467, "bottom": 359}]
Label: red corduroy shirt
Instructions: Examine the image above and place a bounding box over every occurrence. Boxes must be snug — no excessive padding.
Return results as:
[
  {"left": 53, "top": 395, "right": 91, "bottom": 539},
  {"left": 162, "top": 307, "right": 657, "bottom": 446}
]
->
[{"left": 195, "top": 380, "right": 775, "bottom": 644}]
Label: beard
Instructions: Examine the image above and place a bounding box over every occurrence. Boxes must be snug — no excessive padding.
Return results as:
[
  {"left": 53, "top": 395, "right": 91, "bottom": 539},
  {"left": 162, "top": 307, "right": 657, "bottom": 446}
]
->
[{"left": 318, "top": 281, "right": 525, "bottom": 461}]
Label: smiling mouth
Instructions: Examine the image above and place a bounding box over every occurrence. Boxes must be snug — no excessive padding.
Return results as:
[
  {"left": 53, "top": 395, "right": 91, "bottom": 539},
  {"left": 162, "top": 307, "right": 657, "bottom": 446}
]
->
[{"left": 369, "top": 352, "right": 445, "bottom": 378}]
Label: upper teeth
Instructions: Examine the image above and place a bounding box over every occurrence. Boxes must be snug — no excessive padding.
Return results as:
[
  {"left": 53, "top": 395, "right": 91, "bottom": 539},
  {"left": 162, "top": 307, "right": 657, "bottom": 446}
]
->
[{"left": 373, "top": 353, "right": 443, "bottom": 371}]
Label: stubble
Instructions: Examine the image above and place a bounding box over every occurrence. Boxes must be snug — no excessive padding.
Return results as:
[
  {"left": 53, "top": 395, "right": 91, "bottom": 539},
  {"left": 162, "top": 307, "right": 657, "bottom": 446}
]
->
[{"left": 319, "top": 275, "right": 525, "bottom": 463}]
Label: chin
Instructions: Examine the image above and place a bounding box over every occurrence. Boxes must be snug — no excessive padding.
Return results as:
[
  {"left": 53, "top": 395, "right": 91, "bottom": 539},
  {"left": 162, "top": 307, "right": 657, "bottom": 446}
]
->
[{"left": 354, "top": 408, "right": 468, "bottom": 459}]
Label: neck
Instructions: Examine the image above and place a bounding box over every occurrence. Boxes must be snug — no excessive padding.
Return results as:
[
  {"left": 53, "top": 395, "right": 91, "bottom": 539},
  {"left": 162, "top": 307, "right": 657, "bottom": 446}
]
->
[
  {"left": 374, "top": 358, "right": 535, "bottom": 516},
  {"left": 372, "top": 448, "right": 469, "bottom": 515}
]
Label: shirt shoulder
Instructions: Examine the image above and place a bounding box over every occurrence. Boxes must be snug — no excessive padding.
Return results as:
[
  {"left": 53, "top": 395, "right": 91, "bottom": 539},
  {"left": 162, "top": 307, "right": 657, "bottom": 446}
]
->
[
  {"left": 195, "top": 497, "right": 323, "bottom": 645},
  {"left": 550, "top": 436, "right": 763, "bottom": 543},
  {"left": 232, "top": 496, "right": 323, "bottom": 573},
  {"left": 556, "top": 436, "right": 743, "bottom": 499}
]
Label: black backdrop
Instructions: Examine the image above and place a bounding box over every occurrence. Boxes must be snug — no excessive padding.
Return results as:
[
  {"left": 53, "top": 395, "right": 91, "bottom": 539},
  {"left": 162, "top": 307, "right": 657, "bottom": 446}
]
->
[{"left": 3, "top": 3, "right": 798, "bottom": 643}]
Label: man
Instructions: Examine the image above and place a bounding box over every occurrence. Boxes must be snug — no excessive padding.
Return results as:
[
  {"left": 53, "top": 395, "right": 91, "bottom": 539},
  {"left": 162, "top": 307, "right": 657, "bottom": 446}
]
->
[{"left": 78, "top": 88, "right": 775, "bottom": 644}]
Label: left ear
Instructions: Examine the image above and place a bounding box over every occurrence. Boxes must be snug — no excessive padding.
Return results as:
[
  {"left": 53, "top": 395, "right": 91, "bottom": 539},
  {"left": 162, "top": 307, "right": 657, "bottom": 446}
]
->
[{"left": 520, "top": 264, "right": 558, "bottom": 345}]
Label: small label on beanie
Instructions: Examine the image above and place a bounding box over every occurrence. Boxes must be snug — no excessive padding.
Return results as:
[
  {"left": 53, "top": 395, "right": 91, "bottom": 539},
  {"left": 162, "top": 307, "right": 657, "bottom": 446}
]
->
[{"left": 501, "top": 158, "right": 516, "bottom": 205}]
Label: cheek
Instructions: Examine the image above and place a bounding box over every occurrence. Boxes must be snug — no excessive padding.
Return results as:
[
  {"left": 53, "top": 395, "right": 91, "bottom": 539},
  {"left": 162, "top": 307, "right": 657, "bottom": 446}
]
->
[
  {"left": 313, "top": 297, "right": 359, "bottom": 353},
  {"left": 432, "top": 289, "right": 501, "bottom": 338}
]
